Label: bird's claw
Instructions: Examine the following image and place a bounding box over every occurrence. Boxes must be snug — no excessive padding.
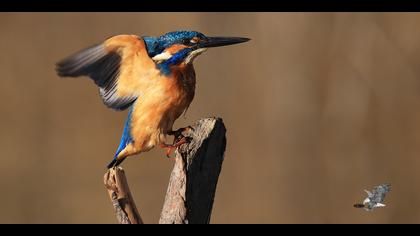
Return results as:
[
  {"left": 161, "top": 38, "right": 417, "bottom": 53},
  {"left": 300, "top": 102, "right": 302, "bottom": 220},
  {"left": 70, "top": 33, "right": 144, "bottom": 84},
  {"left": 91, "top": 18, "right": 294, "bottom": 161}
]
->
[
  {"left": 160, "top": 136, "right": 192, "bottom": 158},
  {"left": 161, "top": 126, "right": 194, "bottom": 158}
]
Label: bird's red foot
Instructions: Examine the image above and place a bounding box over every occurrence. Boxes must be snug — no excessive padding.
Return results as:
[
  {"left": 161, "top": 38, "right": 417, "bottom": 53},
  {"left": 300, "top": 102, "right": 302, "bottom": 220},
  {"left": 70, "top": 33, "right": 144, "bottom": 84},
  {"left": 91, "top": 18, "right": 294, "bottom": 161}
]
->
[{"left": 160, "top": 136, "right": 191, "bottom": 158}]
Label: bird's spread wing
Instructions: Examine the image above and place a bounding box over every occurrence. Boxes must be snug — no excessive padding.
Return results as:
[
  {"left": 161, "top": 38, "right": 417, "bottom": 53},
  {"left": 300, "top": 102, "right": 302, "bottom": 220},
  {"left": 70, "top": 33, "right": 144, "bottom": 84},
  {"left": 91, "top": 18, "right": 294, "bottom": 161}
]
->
[
  {"left": 56, "top": 35, "right": 156, "bottom": 110},
  {"left": 371, "top": 184, "right": 391, "bottom": 203}
]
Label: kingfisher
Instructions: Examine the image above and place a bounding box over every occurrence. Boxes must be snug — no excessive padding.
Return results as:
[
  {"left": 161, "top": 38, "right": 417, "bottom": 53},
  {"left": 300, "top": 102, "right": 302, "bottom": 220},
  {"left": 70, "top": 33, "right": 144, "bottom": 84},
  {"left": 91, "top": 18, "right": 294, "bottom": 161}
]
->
[
  {"left": 56, "top": 31, "right": 249, "bottom": 168},
  {"left": 354, "top": 183, "right": 391, "bottom": 211}
]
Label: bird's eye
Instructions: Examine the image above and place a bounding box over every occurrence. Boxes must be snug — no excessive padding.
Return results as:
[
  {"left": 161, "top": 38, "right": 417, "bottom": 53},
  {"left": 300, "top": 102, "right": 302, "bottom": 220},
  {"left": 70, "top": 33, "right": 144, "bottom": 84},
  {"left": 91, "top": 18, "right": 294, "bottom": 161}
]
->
[
  {"left": 183, "top": 38, "right": 192, "bottom": 45},
  {"left": 190, "top": 37, "right": 199, "bottom": 44}
]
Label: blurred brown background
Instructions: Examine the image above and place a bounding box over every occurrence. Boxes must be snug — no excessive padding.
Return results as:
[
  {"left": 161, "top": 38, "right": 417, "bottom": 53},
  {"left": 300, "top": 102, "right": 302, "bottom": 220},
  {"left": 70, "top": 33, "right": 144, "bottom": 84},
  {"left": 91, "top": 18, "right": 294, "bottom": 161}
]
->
[{"left": 1, "top": 13, "right": 420, "bottom": 223}]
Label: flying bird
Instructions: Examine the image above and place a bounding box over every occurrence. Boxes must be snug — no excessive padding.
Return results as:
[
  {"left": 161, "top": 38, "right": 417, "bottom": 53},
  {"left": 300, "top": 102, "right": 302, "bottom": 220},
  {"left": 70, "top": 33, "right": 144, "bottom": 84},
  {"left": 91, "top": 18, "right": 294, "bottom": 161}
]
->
[
  {"left": 56, "top": 31, "right": 250, "bottom": 168},
  {"left": 354, "top": 183, "right": 391, "bottom": 211}
]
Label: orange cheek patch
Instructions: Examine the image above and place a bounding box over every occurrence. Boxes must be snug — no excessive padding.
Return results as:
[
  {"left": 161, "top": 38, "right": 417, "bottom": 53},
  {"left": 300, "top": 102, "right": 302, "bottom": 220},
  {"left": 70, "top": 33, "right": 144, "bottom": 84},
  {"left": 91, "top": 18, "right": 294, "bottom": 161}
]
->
[{"left": 165, "top": 44, "right": 188, "bottom": 54}]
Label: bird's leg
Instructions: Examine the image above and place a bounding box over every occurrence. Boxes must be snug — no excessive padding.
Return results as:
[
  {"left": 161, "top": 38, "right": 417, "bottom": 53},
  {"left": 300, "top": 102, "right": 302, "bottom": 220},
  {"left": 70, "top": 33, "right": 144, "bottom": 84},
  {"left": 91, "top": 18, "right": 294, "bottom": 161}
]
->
[
  {"left": 167, "top": 126, "right": 194, "bottom": 140},
  {"left": 160, "top": 126, "right": 194, "bottom": 158},
  {"left": 159, "top": 136, "right": 191, "bottom": 158}
]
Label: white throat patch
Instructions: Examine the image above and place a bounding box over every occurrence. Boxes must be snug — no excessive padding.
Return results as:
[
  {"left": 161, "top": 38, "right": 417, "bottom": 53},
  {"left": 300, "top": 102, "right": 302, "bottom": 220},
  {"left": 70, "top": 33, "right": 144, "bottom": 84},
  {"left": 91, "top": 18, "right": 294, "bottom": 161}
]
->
[{"left": 185, "top": 48, "right": 208, "bottom": 64}]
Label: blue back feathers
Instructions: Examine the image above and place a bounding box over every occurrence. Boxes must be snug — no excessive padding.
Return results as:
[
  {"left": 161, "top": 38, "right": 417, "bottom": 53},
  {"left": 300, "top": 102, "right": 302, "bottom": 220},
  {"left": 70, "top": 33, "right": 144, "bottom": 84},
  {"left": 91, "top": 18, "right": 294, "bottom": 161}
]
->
[
  {"left": 107, "top": 105, "right": 134, "bottom": 168},
  {"left": 114, "top": 106, "right": 134, "bottom": 158},
  {"left": 143, "top": 36, "right": 159, "bottom": 57}
]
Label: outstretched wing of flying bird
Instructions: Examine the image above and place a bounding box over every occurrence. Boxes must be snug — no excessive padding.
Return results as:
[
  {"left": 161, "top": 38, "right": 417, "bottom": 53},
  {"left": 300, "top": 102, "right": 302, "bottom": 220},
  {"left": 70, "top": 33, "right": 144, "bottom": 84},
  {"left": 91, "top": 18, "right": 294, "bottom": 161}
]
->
[
  {"left": 371, "top": 184, "right": 391, "bottom": 204},
  {"left": 56, "top": 35, "right": 156, "bottom": 111}
]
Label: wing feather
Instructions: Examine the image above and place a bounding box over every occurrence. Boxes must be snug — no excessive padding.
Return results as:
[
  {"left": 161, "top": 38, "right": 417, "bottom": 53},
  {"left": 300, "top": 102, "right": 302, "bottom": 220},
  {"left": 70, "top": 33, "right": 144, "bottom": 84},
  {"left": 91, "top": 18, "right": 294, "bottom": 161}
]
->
[{"left": 56, "top": 35, "right": 155, "bottom": 110}]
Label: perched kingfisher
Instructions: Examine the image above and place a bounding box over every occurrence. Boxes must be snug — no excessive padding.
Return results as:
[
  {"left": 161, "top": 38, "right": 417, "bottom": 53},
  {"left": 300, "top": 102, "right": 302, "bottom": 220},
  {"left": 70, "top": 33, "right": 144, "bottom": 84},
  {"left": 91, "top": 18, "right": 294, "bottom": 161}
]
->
[{"left": 56, "top": 31, "right": 250, "bottom": 168}]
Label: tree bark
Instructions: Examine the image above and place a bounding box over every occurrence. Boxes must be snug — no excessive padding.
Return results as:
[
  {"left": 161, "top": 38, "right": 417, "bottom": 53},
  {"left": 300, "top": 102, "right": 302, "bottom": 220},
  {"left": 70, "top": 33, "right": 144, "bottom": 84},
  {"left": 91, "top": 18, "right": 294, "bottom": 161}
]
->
[{"left": 159, "top": 117, "right": 227, "bottom": 224}]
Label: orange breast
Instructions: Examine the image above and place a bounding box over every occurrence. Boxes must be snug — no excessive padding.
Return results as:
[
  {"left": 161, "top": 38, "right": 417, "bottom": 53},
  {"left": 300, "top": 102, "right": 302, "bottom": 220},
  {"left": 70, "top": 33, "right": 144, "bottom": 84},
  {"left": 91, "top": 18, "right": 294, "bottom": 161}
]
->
[{"left": 128, "top": 63, "right": 196, "bottom": 152}]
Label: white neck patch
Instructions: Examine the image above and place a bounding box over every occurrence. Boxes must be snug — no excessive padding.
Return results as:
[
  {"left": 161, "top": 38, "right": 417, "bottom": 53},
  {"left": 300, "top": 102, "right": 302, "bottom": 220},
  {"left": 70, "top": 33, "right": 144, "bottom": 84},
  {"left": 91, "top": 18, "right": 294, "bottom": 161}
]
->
[
  {"left": 185, "top": 48, "right": 208, "bottom": 64},
  {"left": 151, "top": 48, "right": 208, "bottom": 64},
  {"left": 151, "top": 51, "right": 172, "bottom": 63}
]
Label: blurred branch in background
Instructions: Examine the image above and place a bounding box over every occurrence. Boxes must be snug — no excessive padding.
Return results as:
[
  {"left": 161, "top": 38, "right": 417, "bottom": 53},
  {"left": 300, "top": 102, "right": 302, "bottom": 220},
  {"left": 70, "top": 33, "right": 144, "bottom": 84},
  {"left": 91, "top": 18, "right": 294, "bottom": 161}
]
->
[{"left": 104, "top": 117, "right": 226, "bottom": 224}]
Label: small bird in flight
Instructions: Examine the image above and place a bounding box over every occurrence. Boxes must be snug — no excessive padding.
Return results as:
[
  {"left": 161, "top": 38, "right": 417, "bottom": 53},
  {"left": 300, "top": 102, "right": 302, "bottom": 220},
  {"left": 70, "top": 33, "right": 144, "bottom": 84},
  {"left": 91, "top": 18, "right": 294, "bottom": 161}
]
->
[
  {"left": 354, "top": 183, "right": 391, "bottom": 211},
  {"left": 56, "top": 31, "right": 250, "bottom": 168}
]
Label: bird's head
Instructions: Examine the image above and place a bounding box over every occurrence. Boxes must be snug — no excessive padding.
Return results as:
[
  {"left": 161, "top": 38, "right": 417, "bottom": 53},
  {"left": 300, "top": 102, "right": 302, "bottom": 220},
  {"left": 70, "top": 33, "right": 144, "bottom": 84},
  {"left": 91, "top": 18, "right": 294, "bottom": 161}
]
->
[{"left": 143, "top": 31, "right": 250, "bottom": 72}]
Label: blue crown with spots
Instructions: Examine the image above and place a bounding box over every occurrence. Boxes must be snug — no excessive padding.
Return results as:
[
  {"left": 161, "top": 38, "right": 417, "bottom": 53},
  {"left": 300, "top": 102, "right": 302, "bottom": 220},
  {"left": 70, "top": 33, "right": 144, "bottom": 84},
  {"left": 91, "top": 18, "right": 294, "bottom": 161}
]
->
[{"left": 143, "top": 31, "right": 206, "bottom": 57}]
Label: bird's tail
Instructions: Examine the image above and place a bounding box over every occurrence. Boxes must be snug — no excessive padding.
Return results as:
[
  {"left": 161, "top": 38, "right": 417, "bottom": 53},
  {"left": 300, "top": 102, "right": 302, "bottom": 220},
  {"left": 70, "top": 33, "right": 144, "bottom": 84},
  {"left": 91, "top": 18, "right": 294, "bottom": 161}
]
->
[
  {"left": 107, "top": 106, "right": 133, "bottom": 169},
  {"left": 107, "top": 156, "right": 127, "bottom": 169}
]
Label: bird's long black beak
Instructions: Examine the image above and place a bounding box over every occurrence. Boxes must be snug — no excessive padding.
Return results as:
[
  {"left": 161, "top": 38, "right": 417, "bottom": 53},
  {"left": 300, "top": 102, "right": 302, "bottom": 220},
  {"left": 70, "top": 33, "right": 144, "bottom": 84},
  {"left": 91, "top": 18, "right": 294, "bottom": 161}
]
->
[
  {"left": 353, "top": 203, "right": 365, "bottom": 208},
  {"left": 199, "top": 37, "right": 250, "bottom": 48}
]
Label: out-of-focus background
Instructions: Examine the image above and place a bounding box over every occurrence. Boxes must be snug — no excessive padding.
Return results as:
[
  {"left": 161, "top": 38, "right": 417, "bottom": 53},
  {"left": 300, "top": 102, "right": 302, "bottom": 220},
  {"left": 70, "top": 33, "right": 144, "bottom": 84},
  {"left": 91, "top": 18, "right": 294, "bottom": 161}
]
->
[{"left": 1, "top": 13, "right": 420, "bottom": 223}]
